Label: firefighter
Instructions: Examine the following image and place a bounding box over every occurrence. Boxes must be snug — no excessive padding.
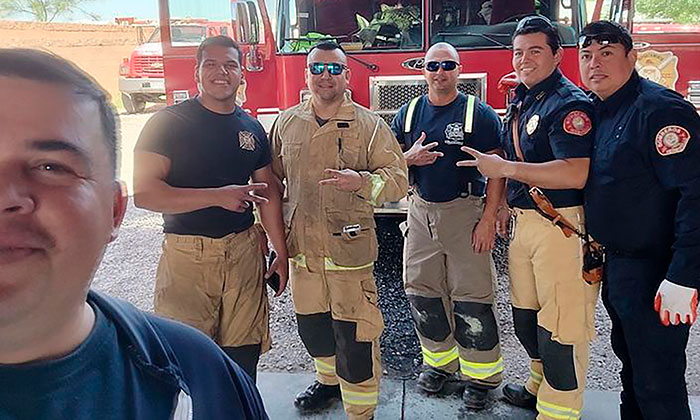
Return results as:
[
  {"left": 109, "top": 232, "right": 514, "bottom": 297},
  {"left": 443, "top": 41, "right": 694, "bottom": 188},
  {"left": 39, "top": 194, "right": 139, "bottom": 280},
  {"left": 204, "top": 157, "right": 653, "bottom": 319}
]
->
[
  {"left": 458, "top": 16, "right": 599, "bottom": 419},
  {"left": 269, "top": 41, "right": 408, "bottom": 420},
  {"left": 390, "top": 42, "right": 506, "bottom": 410},
  {"left": 580, "top": 21, "right": 700, "bottom": 419}
]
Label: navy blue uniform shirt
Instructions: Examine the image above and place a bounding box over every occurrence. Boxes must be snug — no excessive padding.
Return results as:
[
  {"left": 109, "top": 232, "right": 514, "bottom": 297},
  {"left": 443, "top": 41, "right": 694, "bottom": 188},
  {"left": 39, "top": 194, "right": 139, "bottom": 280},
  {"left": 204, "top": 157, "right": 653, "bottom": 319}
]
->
[
  {"left": 135, "top": 98, "right": 271, "bottom": 238},
  {"left": 391, "top": 93, "right": 502, "bottom": 202},
  {"left": 585, "top": 72, "right": 700, "bottom": 289},
  {"left": 503, "top": 69, "right": 594, "bottom": 209}
]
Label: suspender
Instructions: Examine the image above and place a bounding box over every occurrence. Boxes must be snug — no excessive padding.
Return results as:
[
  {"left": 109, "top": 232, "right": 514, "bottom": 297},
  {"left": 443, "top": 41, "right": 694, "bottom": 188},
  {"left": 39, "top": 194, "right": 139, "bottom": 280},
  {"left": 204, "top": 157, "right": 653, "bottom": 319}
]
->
[{"left": 403, "top": 94, "right": 477, "bottom": 134}]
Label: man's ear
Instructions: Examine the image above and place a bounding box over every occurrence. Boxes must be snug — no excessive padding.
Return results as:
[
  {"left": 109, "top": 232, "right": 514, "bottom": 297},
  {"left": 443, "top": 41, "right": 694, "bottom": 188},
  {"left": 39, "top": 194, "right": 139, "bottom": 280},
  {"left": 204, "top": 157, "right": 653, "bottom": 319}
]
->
[
  {"left": 627, "top": 48, "right": 638, "bottom": 66},
  {"left": 194, "top": 63, "right": 201, "bottom": 85},
  {"left": 554, "top": 47, "right": 564, "bottom": 66},
  {"left": 110, "top": 180, "right": 128, "bottom": 243}
]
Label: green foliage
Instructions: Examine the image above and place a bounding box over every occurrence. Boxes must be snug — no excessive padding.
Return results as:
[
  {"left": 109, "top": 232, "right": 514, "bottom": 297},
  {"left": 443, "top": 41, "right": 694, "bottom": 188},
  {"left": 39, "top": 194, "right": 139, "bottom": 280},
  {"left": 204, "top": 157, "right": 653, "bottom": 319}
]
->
[
  {"left": 0, "top": 0, "right": 98, "bottom": 22},
  {"left": 636, "top": 0, "right": 700, "bottom": 24}
]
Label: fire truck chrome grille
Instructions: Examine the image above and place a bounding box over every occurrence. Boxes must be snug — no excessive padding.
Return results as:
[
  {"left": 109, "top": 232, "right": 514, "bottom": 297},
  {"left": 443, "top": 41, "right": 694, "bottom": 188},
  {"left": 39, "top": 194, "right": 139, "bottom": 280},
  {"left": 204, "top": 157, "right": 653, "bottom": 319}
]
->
[{"left": 133, "top": 56, "right": 164, "bottom": 77}]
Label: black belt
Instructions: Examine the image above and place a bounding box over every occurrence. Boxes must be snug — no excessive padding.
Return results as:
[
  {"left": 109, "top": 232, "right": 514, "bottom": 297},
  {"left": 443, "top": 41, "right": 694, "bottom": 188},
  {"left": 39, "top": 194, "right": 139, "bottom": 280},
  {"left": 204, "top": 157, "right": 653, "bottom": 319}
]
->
[{"left": 604, "top": 246, "right": 669, "bottom": 260}]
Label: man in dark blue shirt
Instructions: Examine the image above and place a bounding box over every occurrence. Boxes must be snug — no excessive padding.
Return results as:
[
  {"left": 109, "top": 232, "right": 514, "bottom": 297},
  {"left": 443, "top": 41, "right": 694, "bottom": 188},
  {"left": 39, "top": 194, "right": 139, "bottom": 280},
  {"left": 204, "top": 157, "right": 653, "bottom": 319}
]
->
[
  {"left": 391, "top": 42, "right": 505, "bottom": 410},
  {"left": 459, "top": 16, "right": 599, "bottom": 419},
  {"left": 0, "top": 49, "right": 267, "bottom": 419},
  {"left": 580, "top": 21, "right": 700, "bottom": 420}
]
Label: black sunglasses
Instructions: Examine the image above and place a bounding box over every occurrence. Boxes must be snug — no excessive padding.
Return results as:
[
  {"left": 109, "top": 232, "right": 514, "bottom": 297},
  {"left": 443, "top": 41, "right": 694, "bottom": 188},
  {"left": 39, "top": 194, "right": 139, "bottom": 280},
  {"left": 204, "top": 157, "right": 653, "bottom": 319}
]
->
[
  {"left": 308, "top": 62, "right": 347, "bottom": 76},
  {"left": 578, "top": 32, "right": 627, "bottom": 49},
  {"left": 425, "top": 60, "right": 459, "bottom": 72},
  {"left": 516, "top": 15, "right": 554, "bottom": 31}
]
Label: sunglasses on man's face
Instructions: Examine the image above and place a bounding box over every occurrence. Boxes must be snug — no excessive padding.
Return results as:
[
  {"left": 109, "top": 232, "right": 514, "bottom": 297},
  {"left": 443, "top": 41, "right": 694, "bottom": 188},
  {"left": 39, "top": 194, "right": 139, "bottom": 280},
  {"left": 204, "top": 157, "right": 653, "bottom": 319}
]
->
[
  {"left": 424, "top": 60, "right": 460, "bottom": 72},
  {"left": 578, "top": 32, "right": 626, "bottom": 49},
  {"left": 308, "top": 62, "right": 347, "bottom": 76}
]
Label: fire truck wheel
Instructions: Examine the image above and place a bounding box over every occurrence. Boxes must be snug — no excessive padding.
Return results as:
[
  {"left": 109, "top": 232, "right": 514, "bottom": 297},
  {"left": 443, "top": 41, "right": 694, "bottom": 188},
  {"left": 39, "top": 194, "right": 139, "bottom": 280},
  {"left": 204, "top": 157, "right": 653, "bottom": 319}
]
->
[{"left": 122, "top": 93, "right": 146, "bottom": 114}]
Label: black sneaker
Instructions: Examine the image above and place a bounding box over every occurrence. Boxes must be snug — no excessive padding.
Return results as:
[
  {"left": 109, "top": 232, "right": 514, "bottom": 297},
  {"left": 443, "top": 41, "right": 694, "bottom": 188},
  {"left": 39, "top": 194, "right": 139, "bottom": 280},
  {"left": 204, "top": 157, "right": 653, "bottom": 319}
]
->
[
  {"left": 463, "top": 385, "right": 489, "bottom": 410},
  {"left": 502, "top": 383, "right": 537, "bottom": 410},
  {"left": 293, "top": 381, "right": 341, "bottom": 412},
  {"left": 416, "top": 367, "right": 452, "bottom": 393}
]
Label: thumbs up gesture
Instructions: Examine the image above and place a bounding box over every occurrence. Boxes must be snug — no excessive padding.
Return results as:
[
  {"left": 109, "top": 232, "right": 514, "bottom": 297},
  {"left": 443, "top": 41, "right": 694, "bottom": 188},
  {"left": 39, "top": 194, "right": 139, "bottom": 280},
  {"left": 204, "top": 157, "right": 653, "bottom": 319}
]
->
[{"left": 405, "top": 132, "right": 444, "bottom": 167}]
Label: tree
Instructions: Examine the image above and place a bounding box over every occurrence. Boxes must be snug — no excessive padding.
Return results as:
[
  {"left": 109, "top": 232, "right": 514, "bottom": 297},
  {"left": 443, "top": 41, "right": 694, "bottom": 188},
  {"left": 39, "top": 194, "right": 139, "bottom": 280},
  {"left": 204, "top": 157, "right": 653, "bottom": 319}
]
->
[
  {"left": 0, "top": 0, "right": 99, "bottom": 22},
  {"left": 636, "top": 0, "right": 700, "bottom": 24}
]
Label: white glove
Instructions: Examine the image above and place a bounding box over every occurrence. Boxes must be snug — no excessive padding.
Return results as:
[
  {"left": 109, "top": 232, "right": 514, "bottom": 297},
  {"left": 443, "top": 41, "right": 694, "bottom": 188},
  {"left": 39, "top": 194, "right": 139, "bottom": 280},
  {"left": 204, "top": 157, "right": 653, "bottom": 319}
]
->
[{"left": 654, "top": 279, "right": 698, "bottom": 326}]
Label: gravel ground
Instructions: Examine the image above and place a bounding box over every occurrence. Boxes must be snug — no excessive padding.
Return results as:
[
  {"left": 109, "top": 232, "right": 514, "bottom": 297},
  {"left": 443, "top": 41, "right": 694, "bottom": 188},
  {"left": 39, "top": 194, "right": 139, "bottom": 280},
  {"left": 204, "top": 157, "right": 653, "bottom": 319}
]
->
[{"left": 93, "top": 203, "right": 700, "bottom": 394}]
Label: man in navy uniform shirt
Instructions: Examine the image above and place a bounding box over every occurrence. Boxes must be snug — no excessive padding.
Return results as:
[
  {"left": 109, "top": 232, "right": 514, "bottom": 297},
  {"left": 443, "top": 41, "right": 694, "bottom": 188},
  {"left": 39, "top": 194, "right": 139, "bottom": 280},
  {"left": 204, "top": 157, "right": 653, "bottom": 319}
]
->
[
  {"left": 459, "top": 16, "right": 599, "bottom": 419},
  {"left": 392, "top": 42, "right": 505, "bottom": 410},
  {"left": 580, "top": 21, "right": 700, "bottom": 420}
]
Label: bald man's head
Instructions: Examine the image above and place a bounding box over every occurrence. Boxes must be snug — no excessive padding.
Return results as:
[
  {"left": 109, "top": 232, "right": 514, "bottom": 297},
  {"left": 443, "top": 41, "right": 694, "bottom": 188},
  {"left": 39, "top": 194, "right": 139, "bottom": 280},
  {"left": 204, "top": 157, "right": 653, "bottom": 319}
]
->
[
  {"left": 425, "top": 42, "right": 460, "bottom": 62},
  {"left": 423, "top": 42, "right": 461, "bottom": 96}
]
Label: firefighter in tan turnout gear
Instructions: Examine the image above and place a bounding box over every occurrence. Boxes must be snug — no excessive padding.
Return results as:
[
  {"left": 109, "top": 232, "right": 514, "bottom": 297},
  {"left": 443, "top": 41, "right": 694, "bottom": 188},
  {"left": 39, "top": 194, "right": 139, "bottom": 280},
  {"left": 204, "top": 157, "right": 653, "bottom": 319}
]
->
[
  {"left": 391, "top": 42, "right": 506, "bottom": 410},
  {"left": 270, "top": 41, "right": 408, "bottom": 420}
]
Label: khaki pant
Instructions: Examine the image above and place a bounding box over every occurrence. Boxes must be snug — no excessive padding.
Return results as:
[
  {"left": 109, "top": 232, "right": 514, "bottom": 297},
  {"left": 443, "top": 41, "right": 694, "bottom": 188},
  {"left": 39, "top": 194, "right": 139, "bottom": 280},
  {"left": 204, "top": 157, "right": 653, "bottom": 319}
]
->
[
  {"left": 290, "top": 257, "right": 383, "bottom": 420},
  {"left": 404, "top": 195, "right": 503, "bottom": 388},
  {"left": 509, "top": 207, "right": 599, "bottom": 420},
  {"left": 154, "top": 224, "right": 270, "bottom": 351}
]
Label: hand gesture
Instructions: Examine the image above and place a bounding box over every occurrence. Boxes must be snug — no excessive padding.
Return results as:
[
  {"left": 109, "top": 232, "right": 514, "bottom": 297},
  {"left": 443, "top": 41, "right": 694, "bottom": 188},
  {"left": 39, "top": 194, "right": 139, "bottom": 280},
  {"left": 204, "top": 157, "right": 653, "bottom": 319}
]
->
[
  {"left": 472, "top": 216, "right": 496, "bottom": 253},
  {"left": 498, "top": 71, "right": 519, "bottom": 94},
  {"left": 319, "top": 169, "right": 363, "bottom": 192},
  {"left": 457, "top": 146, "right": 510, "bottom": 179},
  {"left": 218, "top": 183, "right": 268, "bottom": 212},
  {"left": 405, "top": 132, "right": 443, "bottom": 167}
]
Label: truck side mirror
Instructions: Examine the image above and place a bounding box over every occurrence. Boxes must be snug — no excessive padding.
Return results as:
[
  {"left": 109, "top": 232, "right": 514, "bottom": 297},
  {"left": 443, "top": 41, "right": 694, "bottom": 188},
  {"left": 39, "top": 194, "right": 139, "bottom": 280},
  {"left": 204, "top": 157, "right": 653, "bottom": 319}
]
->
[{"left": 231, "top": 0, "right": 260, "bottom": 45}]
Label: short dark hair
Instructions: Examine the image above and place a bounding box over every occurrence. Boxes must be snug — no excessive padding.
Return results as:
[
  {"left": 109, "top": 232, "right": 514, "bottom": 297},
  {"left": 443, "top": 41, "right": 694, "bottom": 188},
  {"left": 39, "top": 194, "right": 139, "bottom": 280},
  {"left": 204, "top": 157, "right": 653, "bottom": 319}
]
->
[
  {"left": 308, "top": 40, "right": 346, "bottom": 57},
  {"left": 512, "top": 15, "right": 561, "bottom": 55},
  {"left": 0, "top": 48, "right": 117, "bottom": 177},
  {"left": 580, "top": 20, "right": 634, "bottom": 54},
  {"left": 196, "top": 36, "right": 243, "bottom": 65}
]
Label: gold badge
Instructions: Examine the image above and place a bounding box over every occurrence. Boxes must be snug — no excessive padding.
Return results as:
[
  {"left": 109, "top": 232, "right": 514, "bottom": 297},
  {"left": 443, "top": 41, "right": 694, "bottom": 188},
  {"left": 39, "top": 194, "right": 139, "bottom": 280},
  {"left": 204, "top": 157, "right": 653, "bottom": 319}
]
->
[
  {"left": 526, "top": 114, "right": 540, "bottom": 136},
  {"left": 636, "top": 50, "right": 679, "bottom": 90},
  {"left": 239, "top": 131, "right": 256, "bottom": 151}
]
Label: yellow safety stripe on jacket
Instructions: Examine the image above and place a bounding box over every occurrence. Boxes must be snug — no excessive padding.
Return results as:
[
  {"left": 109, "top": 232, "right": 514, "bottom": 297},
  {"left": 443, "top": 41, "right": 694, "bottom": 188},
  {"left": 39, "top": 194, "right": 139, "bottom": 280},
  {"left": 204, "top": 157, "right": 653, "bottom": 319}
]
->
[
  {"left": 403, "top": 97, "right": 421, "bottom": 133},
  {"left": 459, "top": 357, "right": 505, "bottom": 380},
  {"left": 530, "top": 368, "right": 543, "bottom": 385},
  {"left": 536, "top": 398, "right": 581, "bottom": 420},
  {"left": 290, "top": 254, "right": 307, "bottom": 268},
  {"left": 367, "top": 173, "right": 386, "bottom": 206},
  {"left": 314, "top": 359, "right": 336, "bottom": 375},
  {"left": 324, "top": 257, "right": 374, "bottom": 271},
  {"left": 422, "top": 346, "right": 459, "bottom": 368},
  {"left": 341, "top": 389, "right": 379, "bottom": 406},
  {"left": 403, "top": 94, "right": 477, "bottom": 133}
]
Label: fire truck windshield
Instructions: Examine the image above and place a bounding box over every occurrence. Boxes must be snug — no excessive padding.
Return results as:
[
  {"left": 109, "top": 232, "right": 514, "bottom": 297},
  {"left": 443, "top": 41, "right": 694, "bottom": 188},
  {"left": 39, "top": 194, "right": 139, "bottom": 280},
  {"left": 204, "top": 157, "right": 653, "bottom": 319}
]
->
[
  {"left": 148, "top": 26, "right": 209, "bottom": 45},
  {"left": 430, "top": 0, "right": 579, "bottom": 49},
  {"left": 277, "top": 0, "right": 423, "bottom": 52}
]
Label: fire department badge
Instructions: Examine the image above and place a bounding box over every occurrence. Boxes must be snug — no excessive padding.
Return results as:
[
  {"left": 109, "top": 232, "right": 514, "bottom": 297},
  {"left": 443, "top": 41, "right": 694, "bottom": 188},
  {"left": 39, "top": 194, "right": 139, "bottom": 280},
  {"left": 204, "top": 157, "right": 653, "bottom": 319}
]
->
[
  {"left": 526, "top": 114, "right": 539, "bottom": 135},
  {"left": 444, "top": 122, "right": 464, "bottom": 145},
  {"left": 563, "top": 110, "right": 592, "bottom": 136},
  {"left": 239, "top": 131, "right": 256, "bottom": 151},
  {"left": 655, "top": 125, "right": 690, "bottom": 156},
  {"left": 636, "top": 50, "right": 679, "bottom": 91}
]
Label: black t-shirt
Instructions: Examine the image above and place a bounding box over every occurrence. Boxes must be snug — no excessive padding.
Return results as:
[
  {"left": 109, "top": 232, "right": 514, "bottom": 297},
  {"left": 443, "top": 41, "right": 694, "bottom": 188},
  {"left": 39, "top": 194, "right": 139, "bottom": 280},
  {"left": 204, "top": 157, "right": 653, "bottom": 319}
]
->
[
  {"left": 0, "top": 304, "right": 173, "bottom": 420},
  {"left": 391, "top": 93, "right": 502, "bottom": 202},
  {"left": 135, "top": 98, "right": 271, "bottom": 238}
]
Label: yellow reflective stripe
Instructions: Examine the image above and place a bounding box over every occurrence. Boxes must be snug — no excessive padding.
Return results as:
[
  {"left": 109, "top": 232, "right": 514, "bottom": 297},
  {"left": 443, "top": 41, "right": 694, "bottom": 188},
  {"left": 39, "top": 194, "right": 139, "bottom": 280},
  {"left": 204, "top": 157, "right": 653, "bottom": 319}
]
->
[
  {"left": 314, "top": 359, "right": 335, "bottom": 374},
  {"left": 422, "top": 346, "right": 459, "bottom": 368},
  {"left": 367, "top": 173, "right": 386, "bottom": 206},
  {"left": 537, "top": 398, "right": 581, "bottom": 420},
  {"left": 459, "top": 357, "right": 504, "bottom": 380},
  {"left": 403, "top": 97, "right": 421, "bottom": 133},
  {"left": 341, "top": 389, "right": 379, "bottom": 406},
  {"left": 324, "top": 257, "right": 374, "bottom": 271},
  {"left": 289, "top": 253, "right": 307, "bottom": 268},
  {"left": 530, "top": 368, "right": 543, "bottom": 384},
  {"left": 464, "top": 94, "right": 476, "bottom": 133}
]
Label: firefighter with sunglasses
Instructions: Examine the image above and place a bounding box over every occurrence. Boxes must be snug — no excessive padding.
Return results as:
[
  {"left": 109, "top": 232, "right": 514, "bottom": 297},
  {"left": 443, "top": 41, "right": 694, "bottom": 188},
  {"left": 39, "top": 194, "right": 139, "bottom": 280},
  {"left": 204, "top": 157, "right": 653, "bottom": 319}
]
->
[
  {"left": 458, "top": 16, "right": 599, "bottom": 420},
  {"left": 391, "top": 42, "right": 506, "bottom": 410},
  {"left": 269, "top": 41, "right": 408, "bottom": 420}
]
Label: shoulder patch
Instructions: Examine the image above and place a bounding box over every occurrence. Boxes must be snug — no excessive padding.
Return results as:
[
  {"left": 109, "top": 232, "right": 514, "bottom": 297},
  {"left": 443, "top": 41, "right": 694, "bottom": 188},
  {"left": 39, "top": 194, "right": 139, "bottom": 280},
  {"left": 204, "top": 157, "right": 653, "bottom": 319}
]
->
[
  {"left": 239, "top": 130, "right": 257, "bottom": 151},
  {"left": 655, "top": 125, "right": 690, "bottom": 156},
  {"left": 563, "top": 110, "right": 592, "bottom": 136}
]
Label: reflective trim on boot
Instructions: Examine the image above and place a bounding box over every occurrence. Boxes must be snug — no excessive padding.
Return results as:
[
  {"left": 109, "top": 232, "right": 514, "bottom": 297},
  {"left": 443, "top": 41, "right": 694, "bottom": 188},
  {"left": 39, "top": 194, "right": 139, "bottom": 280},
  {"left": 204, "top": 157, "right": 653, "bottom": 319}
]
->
[
  {"left": 422, "top": 345, "right": 459, "bottom": 368},
  {"left": 536, "top": 397, "right": 581, "bottom": 420},
  {"left": 341, "top": 389, "right": 379, "bottom": 406},
  {"left": 459, "top": 357, "right": 504, "bottom": 380}
]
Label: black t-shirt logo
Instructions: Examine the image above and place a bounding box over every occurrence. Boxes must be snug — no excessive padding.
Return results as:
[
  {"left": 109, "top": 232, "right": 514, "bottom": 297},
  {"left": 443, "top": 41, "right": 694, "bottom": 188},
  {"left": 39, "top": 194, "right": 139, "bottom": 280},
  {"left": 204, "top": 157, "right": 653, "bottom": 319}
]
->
[
  {"left": 239, "top": 131, "right": 256, "bottom": 151},
  {"left": 444, "top": 122, "right": 464, "bottom": 145}
]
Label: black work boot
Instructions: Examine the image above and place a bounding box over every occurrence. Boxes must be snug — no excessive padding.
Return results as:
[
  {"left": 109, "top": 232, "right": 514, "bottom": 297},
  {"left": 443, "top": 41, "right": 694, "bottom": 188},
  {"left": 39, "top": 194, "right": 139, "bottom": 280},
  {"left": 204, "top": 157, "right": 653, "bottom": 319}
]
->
[
  {"left": 502, "top": 383, "right": 537, "bottom": 410},
  {"left": 294, "top": 381, "right": 341, "bottom": 411},
  {"left": 416, "top": 367, "right": 452, "bottom": 393},
  {"left": 463, "top": 385, "right": 489, "bottom": 410}
]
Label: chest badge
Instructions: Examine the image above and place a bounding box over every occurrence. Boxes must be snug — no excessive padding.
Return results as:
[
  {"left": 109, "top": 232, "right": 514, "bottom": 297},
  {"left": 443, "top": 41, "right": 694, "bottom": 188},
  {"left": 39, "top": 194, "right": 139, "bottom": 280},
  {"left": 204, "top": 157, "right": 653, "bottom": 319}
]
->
[
  {"left": 526, "top": 114, "right": 540, "bottom": 136},
  {"left": 563, "top": 110, "right": 592, "bottom": 136},
  {"left": 239, "top": 131, "right": 256, "bottom": 151},
  {"left": 444, "top": 122, "right": 464, "bottom": 145},
  {"left": 655, "top": 125, "right": 690, "bottom": 156}
]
